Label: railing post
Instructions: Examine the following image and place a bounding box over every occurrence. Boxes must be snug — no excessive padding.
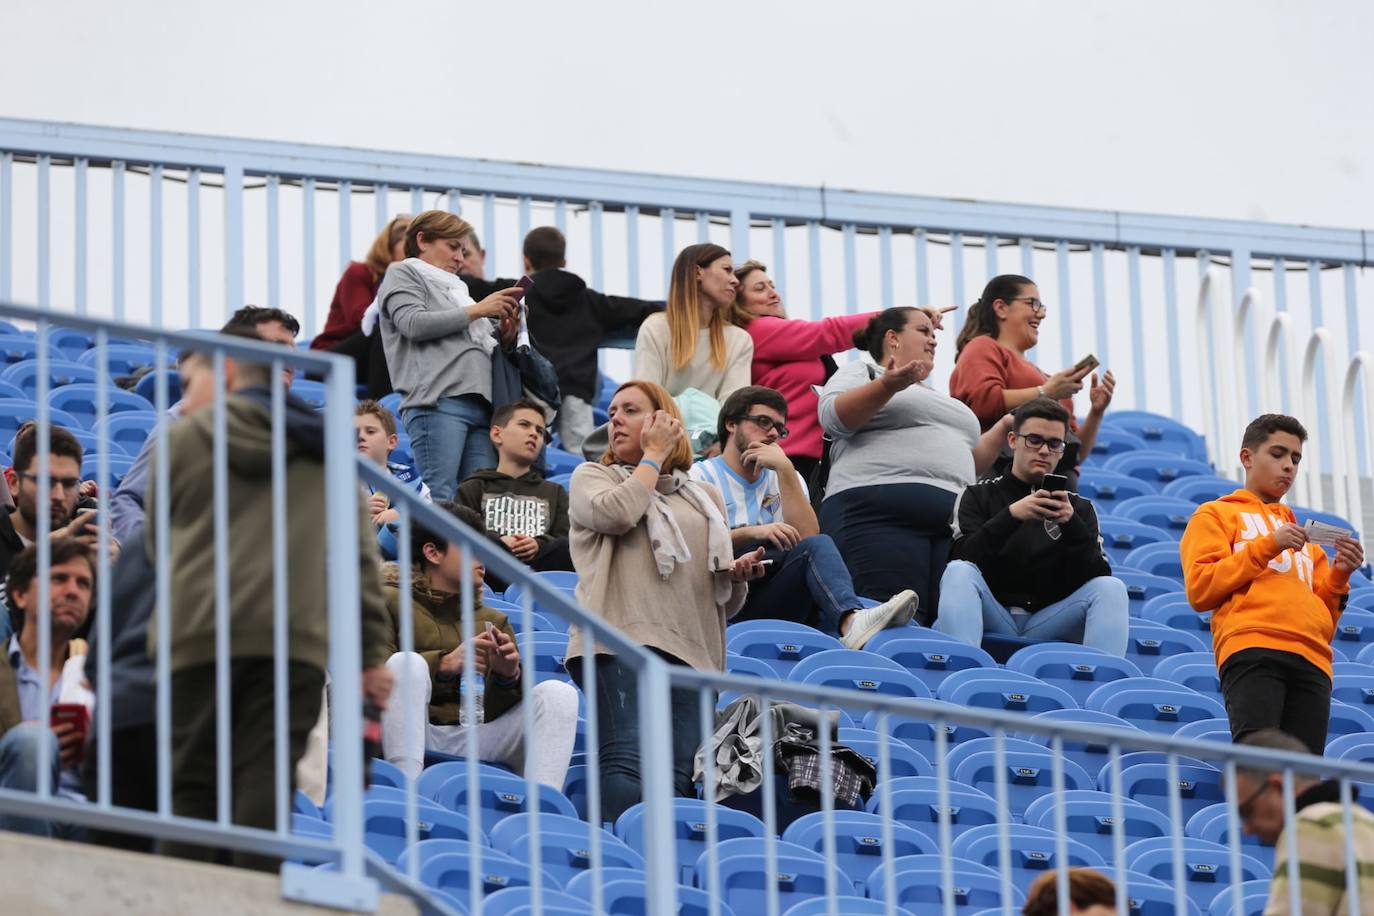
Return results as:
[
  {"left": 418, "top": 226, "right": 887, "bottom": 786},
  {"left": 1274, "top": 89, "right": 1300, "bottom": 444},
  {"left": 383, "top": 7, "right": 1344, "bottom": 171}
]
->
[
  {"left": 638, "top": 660, "right": 679, "bottom": 916},
  {"left": 223, "top": 161, "right": 245, "bottom": 320}
]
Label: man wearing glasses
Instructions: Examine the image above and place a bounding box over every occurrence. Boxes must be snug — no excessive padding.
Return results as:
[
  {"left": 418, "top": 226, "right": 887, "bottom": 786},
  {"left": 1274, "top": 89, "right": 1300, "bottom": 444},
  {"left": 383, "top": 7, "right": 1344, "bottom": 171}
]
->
[
  {"left": 1232, "top": 729, "right": 1374, "bottom": 915},
  {"left": 689, "top": 385, "right": 918, "bottom": 649},
  {"left": 935, "top": 397, "right": 1129, "bottom": 654}
]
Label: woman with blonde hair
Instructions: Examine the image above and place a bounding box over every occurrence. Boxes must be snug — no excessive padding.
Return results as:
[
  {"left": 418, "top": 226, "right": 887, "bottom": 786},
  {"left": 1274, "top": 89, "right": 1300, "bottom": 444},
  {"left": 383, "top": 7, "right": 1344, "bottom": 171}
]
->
[
  {"left": 374, "top": 210, "right": 524, "bottom": 498},
  {"left": 567, "top": 379, "right": 766, "bottom": 821},
  {"left": 633, "top": 243, "right": 753, "bottom": 401}
]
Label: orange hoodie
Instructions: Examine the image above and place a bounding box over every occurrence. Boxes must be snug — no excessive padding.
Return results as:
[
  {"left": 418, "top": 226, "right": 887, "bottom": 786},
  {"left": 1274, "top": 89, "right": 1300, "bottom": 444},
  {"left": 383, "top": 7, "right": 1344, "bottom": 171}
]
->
[{"left": 1180, "top": 488, "right": 1349, "bottom": 677}]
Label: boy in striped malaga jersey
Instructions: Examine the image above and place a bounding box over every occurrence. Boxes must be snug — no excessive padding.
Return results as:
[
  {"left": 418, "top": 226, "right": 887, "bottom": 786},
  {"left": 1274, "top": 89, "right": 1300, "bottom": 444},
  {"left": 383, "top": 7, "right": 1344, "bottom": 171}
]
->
[{"left": 689, "top": 386, "right": 916, "bottom": 649}]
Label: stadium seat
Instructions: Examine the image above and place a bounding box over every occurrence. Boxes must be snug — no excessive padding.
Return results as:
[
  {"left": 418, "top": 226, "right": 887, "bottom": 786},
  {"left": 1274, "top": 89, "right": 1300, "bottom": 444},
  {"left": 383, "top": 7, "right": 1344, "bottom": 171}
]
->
[
  {"left": 289, "top": 379, "right": 328, "bottom": 409},
  {"left": 1097, "top": 517, "right": 1178, "bottom": 567},
  {"left": 1141, "top": 592, "right": 1211, "bottom": 631},
  {"left": 68, "top": 427, "right": 124, "bottom": 458},
  {"left": 399, "top": 839, "right": 556, "bottom": 897},
  {"left": 1327, "top": 700, "right": 1374, "bottom": 741},
  {"left": 1022, "top": 789, "right": 1174, "bottom": 863},
  {"left": 0, "top": 381, "right": 23, "bottom": 401},
  {"left": 480, "top": 887, "right": 591, "bottom": 915},
  {"left": 726, "top": 653, "right": 781, "bottom": 681},
  {"left": 0, "top": 336, "right": 63, "bottom": 370},
  {"left": 870, "top": 777, "right": 1008, "bottom": 845},
  {"left": 1125, "top": 620, "right": 1210, "bottom": 674},
  {"left": 1, "top": 358, "right": 102, "bottom": 398},
  {"left": 292, "top": 813, "right": 332, "bottom": 840},
  {"left": 1150, "top": 655, "right": 1222, "bottom": 704},
  {"left": 1332, "top": 666, "right": 1374, "bottom": 709},
  {"left": 46, "top": 384, "right": 153, "bottom": 428},
  {"left": 1077, "top": 469, "right": 1161, "bottom": 504},
  {"left": 413, "top": 760, "right": 532, "bottom": 803},
  {"left": 1206, "top": 880, "right": 1275, "bottom": 916},
  {"left": 494, "top": 819, "right": 645, "bottom": 891},
  {"left": 951, "top": 822, "right": 1105, "bottom": 893},
  {"left": 98, "top": 411, "right": 158, "bottom": 454},
  {"left": 937, "top": 668, "right": 1077, "bottom": 715},
  {"left": 946, "top": 736, "right": 1095, "bottom": 818},
  {"left": 615, "top": 798, "right": 765, "bottom": 886},
  {"left": 502, "top": 581, "right": 576, "bottom": 635},
  {"left": 1105, "top": 451, "right": 1217, "bottom": 488},
  {"left": 784, "top": 648, "right": 906, "bottom": 684},
  {"left": 1112, "top": 494, "right": 1199, "bottom": 536},
  {"left": 1122, "top": 542, "right": 1184, "bottom": 581},
  {"left": 1091, "top": 867, "right": 1206, "bottom": 916},
  {"left": 866, "top": 854, "right": 1024, "bottom": 913},
  {"left": 781, "top": 898, "right": 901, "bottom": 916},
  {"left": 1347, "top": 588, "right": 1374, "bottom": 612},
  {"left": 559, "top": 867, "right": 648, "bottom": 899},
  {"left": 360, "top": 798, "right": 483, "bottom": 864},
  {"left": 544, "top": 447, "right": 582, "bottom": 477},
  {"left": 725, "top": 626, "right": 844, "bottom": 678},
  {"left": 694, "top": 837, "right": 847, "bottom": 916},
  {"left": 1115, "top": 572, "right": 1185, "bottom": 619},
  {"left": 522, "top": 631, "right": 572, "bottom": 684},
  {"left": 789, "top": 660, "right": 932, "bottom": 714},
  {"left": 862, "top": 704, "right": 991, "bottom": 763},
  {"left": 1086, "top": 676, "right": 1226, "bottom": 735},
  {"left": 1006, "top": 643, "right": 1144, "bottom": 707},
  {"left": 599, "top": 879, "right": 732, "bottom": 916},
  {"left": 1116, "top": 760, "right": 1225, "bottom": 822},
  {"left": 727, "top": 619, "right": 832, "bottom": 639},
  {"left": 430, "top": 769, "right": 577, "bottom": 836},
  {"left": 132, "top": 368, "right": 182, "bottom": 405},
  {"left": 1185, "top": 804, "right": 1276, "bottom": 875},
  {"left": 1162, "top": 476, "right": 1240, "bottom": 505},
  {"left": 872, "top": 635, "right": 997, "bottom": 694},
  {"left": 46, "top": 328, "right": 98, "bottom": 360},
  {"left": 837, "top": 727, "right": 934, "bottom": 779},
  {"left": 1084, "top": 426, "right": 1150, "bottom": 463},
  {"left": 81, "top": 453, "right": 134, "bottom": 487},
  {"left": 1019, "top": 708, "right": 1145, "bottom": 777},
  {"left": 78, "top": 343, "right": 160, "bottom": 377},
  {"left": 782, "top": 810, "right": 937, "bottom": 893},
  {"left": 1333, "top": 608, "right": 1374, "bottom": 651},
  {"left": 1101, "top": 411, "right": 1209, "bottom": 462},
  {"left": 1125, "top": 836, "right": 1271, "bottom": 914},
  {"left": 859, "top": 625, "right": 962, "bottom": 655}
]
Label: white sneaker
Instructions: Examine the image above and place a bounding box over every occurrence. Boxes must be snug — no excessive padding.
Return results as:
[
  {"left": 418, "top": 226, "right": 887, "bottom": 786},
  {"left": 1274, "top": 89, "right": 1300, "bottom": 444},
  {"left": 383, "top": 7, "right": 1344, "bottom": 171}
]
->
[{"left": 840, "top": 589, "right": 919, "bottom": 650}]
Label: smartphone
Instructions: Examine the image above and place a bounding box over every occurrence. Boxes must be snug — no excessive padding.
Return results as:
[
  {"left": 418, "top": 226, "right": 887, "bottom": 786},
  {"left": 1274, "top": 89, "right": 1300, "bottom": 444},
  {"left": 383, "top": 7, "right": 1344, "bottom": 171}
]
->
[
  {"left": 759, "top": 559, "right": 774, "bottom": 567},
  {"left": 51, "top": 703, "right": 90, "bottom": 759},
  {"left": 1072, "top": 353, "right": 1100, "bottom": 374},
  {"left": 1040, "top": 473, "right": 1070, "bottom": 495},
  {"left": 509, "top": 275, "right": 534, "bottom": 301}
]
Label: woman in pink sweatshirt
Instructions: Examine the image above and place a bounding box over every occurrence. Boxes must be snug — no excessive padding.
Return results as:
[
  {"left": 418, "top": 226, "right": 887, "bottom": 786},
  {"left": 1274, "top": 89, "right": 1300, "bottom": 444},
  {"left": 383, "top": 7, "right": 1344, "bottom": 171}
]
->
[{"left": 731, "top": 261, "right": 876, "bottom": 481}]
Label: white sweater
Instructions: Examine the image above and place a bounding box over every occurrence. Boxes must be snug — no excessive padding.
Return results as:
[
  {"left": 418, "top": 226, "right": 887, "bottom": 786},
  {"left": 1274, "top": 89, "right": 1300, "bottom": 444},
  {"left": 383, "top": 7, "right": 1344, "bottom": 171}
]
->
[{"left": 632, "top": 313, "right": 754, "bottom": 401}]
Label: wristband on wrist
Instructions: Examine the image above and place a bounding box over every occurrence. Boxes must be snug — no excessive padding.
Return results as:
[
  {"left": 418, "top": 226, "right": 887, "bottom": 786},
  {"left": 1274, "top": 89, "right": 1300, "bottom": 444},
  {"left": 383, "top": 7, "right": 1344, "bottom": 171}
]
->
[
  {"left": 1038, "top": 385, "right": 1047, "bottom": 399},
  {"left": 639, "top": 457, "right": 662, "bottom": 474}
]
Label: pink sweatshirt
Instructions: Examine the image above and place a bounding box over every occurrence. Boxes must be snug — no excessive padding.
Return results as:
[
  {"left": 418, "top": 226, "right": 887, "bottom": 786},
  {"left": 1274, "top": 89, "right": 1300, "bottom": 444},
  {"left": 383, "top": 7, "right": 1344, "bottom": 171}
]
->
[{"left": 746, "top": 312, "right": 877, "bottom": 461}]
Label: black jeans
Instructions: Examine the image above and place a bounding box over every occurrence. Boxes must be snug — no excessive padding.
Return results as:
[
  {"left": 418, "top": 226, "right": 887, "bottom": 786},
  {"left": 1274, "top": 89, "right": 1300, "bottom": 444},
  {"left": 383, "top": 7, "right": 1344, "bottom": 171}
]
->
[
  {"left": 818, "top": 483, "right": 957, "bottom": 625},
  {"left": 570, "top": 650, "right": 708, "bottom": 825},
  {"left": 83, "top": 722, "right": 158, "bottom": 852},
  {"left": 734, "top": 535, "right": 860, "bottom": 636},
  {"left": 1219, "top": 647, "right": 1332, "bottom": 756},
  {"left": 163, "top": 659, "right": 324, "bottom": 870}
]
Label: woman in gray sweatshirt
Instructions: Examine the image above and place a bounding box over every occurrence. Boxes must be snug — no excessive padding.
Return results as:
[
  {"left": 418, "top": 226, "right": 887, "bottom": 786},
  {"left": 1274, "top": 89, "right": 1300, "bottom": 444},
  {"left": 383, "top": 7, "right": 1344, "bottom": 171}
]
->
[{"left": 374, "top": 211, "right": 523, "bottom": 499}]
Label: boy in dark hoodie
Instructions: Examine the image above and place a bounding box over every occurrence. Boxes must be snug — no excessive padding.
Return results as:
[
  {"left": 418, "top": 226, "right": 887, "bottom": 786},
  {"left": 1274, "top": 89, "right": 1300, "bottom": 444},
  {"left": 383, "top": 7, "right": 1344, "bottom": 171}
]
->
[{"left": 456, "top": 399, "right": 574, "bottom": 585}]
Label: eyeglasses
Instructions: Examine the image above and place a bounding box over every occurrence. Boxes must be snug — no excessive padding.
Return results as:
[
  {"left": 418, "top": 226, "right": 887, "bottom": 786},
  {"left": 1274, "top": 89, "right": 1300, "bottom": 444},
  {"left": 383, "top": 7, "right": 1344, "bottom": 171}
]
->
[
  {"left": 18, "top": 472, "right": 83, "bottom": 492},
  {"left": 1005, "top": 296, "right": 1048, "bottom": 315},
  {"left": 1017, "top": 433, "right": 1067, "bottom": 454},
  {"left": 742, "top": 414, "right": 789, "bottom": 439},
  {"left": 1236, "top": 780, "right": 1271, "bottom": 820}
]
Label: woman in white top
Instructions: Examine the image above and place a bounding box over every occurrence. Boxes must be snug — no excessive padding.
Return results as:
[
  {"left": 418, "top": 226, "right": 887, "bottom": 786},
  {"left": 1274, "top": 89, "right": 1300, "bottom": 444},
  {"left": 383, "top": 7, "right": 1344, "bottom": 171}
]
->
[
  {"left": 817, "top": 307, "right": 1011, "bottom": 624},
  {"left": 633, "top": 243, "right": 753, "bottom": 401}
]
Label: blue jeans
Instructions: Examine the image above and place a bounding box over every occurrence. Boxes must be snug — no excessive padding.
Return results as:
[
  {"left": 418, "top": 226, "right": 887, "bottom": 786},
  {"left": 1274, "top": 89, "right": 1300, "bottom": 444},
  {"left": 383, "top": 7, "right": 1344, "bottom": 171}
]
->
[
  {"left": 0, "top": 722, "right": 70, "bottom": 838},
  {"left": 736, "top": 535, "right": 860, "bottom": 636},
  {"left": 936, "top": 560, "right": 1130, "bottom": 656},
  {"left": 400, "top": 394, "right": 496, "bottom": 501}
]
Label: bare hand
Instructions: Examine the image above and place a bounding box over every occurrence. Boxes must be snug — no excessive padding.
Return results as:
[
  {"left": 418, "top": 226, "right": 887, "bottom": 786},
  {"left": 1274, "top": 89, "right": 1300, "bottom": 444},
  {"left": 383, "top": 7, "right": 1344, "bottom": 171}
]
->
[
  {"left": 1272, "top": 523, "right": 1308, "bottom": 552},
  {"left": 52, "top": 721, "right": 83, "bottom": 767},
  {"left": 640, "top": 410, "right": 684, "bottom": 459},
  {"left": 498, "top": 311, "right": 520, "bottom": 347},
  {"left": 1046, "top": 489, "right": 1075, "bottom": 524},
  {"left": 1042, "top": 364, "right": 1092, "bottom": 400},
  {"left": 741, "top": 440, "right": 792, "bottom": 474},
  {"left": 1332, "top": 536, "right": 1365, "bottom": 574},
  {"left": 439, "top": 641, "right": 487, "bottom": 678},
  {"left": 752, "top": 522, "right": 801, "bottom": 551},
  {"left": 920, "top": 305, "right": 957, "bottom": 332},
  {"left": 368, "top": 491, "right": 390, "bottom": 520},
  {"left": 508, "top": 535, "right": 540, "bottom": 561},
  {"left": 880, "top": 356, "right": 923, "bottom": 393},
  {"left": 729, "top": 547, "right": 768, "bottom": 582},
  {"left": 1009, "top": 491, "right": 1065, "bottom": 522},
  {"left": 476, "top": 627, "right": 521, "bottom": 680},
  {"left": 1088, "top": 370, "right": 1116, "bottom": 414},
  {"left": 59, "top": 509, "right": 99, "bottom": 546},
  {"left": 362, "top": 665, "right": 394, "bottom": 712},
  {"left": 79, "top": 480, "right": 98, "bottom": 499},
  {"left": 470, "top": 289, "right": 520, "bottom": 323}
]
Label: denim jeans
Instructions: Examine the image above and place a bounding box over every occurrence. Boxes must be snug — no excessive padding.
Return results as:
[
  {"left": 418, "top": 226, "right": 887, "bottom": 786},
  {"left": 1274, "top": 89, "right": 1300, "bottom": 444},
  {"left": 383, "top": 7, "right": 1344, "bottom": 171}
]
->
[
  {"left": 735, "top": 535, "right": 860, "bottom": 636},
  {"left": 0, "top": 722, "right": 77, "bottom": 838},
  {"left": 570, "top": 651, "right": 707, "bottom": 826},
  {"left": 936, "top": 560, "right": 1130, "bottom": 656},
  {"left": 400, "top": 394, "right": 496, "bottom": 501}
]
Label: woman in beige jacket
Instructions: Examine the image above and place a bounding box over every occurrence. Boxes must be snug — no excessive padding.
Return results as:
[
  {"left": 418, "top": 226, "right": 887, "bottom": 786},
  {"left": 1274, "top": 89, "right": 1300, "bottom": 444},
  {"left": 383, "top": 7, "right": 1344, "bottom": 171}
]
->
[{"left": 567, "top": 380, "right": 765, "bottom": 822}]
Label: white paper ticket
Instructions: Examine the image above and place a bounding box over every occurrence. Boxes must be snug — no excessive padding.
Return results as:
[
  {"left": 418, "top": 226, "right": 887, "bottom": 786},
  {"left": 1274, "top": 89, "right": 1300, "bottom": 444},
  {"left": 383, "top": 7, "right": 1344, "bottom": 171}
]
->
[{"left": 1304, "top": 519, "right": 1353, "bottom": 546}]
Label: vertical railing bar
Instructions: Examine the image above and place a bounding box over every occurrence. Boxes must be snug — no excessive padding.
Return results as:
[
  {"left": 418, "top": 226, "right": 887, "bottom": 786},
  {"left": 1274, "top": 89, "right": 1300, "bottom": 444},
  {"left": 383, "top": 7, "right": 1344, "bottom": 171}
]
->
[
  {"left": 1162, "top": 248, "right": 1181, "bottom": 419},
  {"left": 37, "top": 154, "right": 50, "bottom": 306},
  {"left": 1282, "top": 767, "right": 1301, "bottom": 915},
  {"left": 112, "top": 160, "right": 125, "bottom": 321},
  {"left": 729, "top": 208, "right": 750, "bottom": 262},
  {"left": 94, "top": 329, "right": 112, "bottom": 807},
  {"left": 771, "top": 218, "right": 787, "bottom": 303},
  {"left": 154, "top": 341, "right": 172, "bottom": 816},
  {"left": 914, "top": 229, "right": 930, "bottom": 308},
  {"left": 699, "top": 688, "right": 720, "bottom": 916},
  {"left": 1307, "top": 259, "right": 1332, "bottom": 474},
  {"left": 35, "top": 321, "right": 51, "bottom": 801},
  {"left": 759, "top": 695, "right": 780, "bottom": 916},
  {"left": 984, "top": 233, "right": 998, "bottom": 279},
  {"left": 1165, "top": 752, "right": 1187, "bottom": 916},
  {"left": 807, "top": 221, "right": 822, "bottom": 321},
  {"left": 270, "top": 358, "right": 289, "bottom": 834},
  {"left": 1233, "top": 247, "right": 1258, "bottom": 420},
  {"left": 338, "top": 180, "right": 353, "bottom": 276},
  {"left": 660, "top": 208, "right": 675, "bottom": 293},
  {"left": 1126, "top": 245, "right": 1144, "bottom": 409},
  {"left": 842, "top": 223, "right": 858, "bottom": 312},
  {"left": 212, "top": 351, "right": 232, "bottom": 827},
  {"left": 446, "top": 189, "right": 462, "bottom": 216},
  {"left": 1344, "top": 262, "right": 1367, "bottom": 474},
  {"left": 187, "top": 169, "right": 201, "bottom": 328},
  {"left": 1341, "top": 777, "right": 1361, "bottom": 916},
  {"left": 222, "top": 162, "right": 244, "bottom": 325},
  {"left": 265, "top": 174, "right": 280, "bottom": 311},
  {"left": 1051, "top": 735, "right": 1069, "bottom": 916},
  {"left": 818, "top": 717, "right": 838, "bottom": 916},
  {"left": 876, "top": 714, "right": 897, "bottom": 916},
  {"left": 459, "top": 544, "right": 481, "bottom": 916},
  {"left": 518, "top": 587, "right": 543, "bottom": 916},
  {"left": 374, "top": 183, "right": 389, "bottom": 232},
  {"left": 554, "top": 198, "right": 568, "bottom": 235},
  {"left": 878, "top": 226, "right": 893, "bottom": 310},
  {"left": 518, "top": 196, "right": 532, "bottom": 262},
  {"left": 950, "top": 232, "right": 966, "bottom": 333},
  {"left": 1223, "top": 759, "right": 1244, "bottom": 916},
  {"left": 581, "top": 631, "right": 604, "bottom": 915},
  {"left": 149, "top": 165, "right": 163, "bottom": 327},
  {"left": 300, "top": 178, "right": 315, "bottom": 338},
  {"left": 933, "top": 716, "right": 954, "bottom": 916},
  {"left": 626, "top": 205, "right": 640, "bottom": 298},
  {"left": 0, "top": 151, "right": 10, "bottom": 300},
  {"left": 637, "top": 660, "right": 678, "bottom": 916},
  {"left": 590, "top": 201, "right": 605, "bottom": 292},
  {"left": 74, "top": 157, "right": 88, "bottom": 314},
  {"left": 1107, "top": 741, "right": 1127, "bottom": 914},
  {"left": 410, "top": 186, "right": 424, "bottom": 216},
  {"left": 1020, "top": 238, "right": 1035, "bottom": 363},
  {"left": 1091, "top": 242, "right": 1108, "bottom": 369},
  {"left": 395, "top": 503, "right": 420, "bottom": 883},
  {"left": 695, "top": 211, "right": 709, "bottom": 244},
  {"left": 1273, "top": 257, "right": 1292, "bottom": 412},
  {"left": 992, "top": 727, "right": 1013, "bottom": 916},
  {"left": 483, "top": 193, "right": 496, "bottom": 274},
  {"left": 1055, "top": 239, "right": 1073, "bottom": 369}
]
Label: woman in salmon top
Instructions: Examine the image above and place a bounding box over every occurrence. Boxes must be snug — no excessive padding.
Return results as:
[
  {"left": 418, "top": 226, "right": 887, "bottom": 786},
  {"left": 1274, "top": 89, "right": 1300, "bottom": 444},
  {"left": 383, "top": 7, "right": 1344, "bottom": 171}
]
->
[{"left": 948, "top": 274, "right": 1116, "bottom": 479}]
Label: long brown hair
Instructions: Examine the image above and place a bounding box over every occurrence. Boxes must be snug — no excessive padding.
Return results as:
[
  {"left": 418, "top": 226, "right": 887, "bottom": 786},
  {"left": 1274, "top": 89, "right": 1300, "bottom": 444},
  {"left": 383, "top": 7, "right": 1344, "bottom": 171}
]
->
[
  {"left": 666, "top": 243, "right": 732, "bottom": 370},
  {"left": 954, "top": 274, "right": 1034, "bottom": 359},
  {"left": 364, "top": 215, "right": 411, "bottom": 280},
  {"left": 599, "top": 380, "right": 694, "bottom": 474}
]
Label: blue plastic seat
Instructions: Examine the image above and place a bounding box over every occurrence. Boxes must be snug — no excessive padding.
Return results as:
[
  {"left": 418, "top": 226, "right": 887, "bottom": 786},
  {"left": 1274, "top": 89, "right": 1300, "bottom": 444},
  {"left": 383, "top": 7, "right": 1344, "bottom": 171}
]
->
[
  {"left": 1102, "top": 412, "right": 1209, "bottom": 462},
  {"left": 1086, "top": 676, "right": 1226, "bottom": 735},
  {"left": 46, "top": 384, "right": 153, "bottom": 429},
  {"left": 616, "top": 798, "right": 765, "bottom": 886},
  {"left": 836, "top": 727, "right": 934, "bottom": 779},
  {"left": 948, "top": 736, "right": 1094, "bottom": 818},
  {"left": 599, "top": 879, "right": 731, "bottom": 916},
  {"left": 1332, "top": 667, "right": 1374, "bottom": 709},
  {"left": 1019, "top": 708, "right": 1145, "bottom": 777},
  {"left": 68, "top": 427, "right": 124, "bottom": 458},
  {"left": 78, "top": 344, "right": 160, "bottom": 377},
  {"left": 1347, "top": 588, "right": 1374, "bottom": 612},
  {"left": 292, "top": 812, "right": 332, "bottom": 840},
  {"left": 784, "top": 648, "right": 905, "bottom": 684},
  {"left": 360, "top": 798, "right": 484, "bottom": 864},
  {"left": 0, "top": 402, "right": 98, "bottom": 448},
  {"left": 1115, "top": 573, "right": 1185, "bottom": 619},
  {"left": 502, "top": 581, "right": 576, "bottom": 635},
  {"left": 523, "top": 631, "right": 572, "bottom": 683},
  {"left": 1113, "top": 495, "right": 1200, "bottom": 535},
  {"left": 0, "top": 336, "right": 63, "bottom": 370},
  {"left": 1022, "top": 789, "right": 1174, "bottom": 863},
  {"left": 1162, "top": 476, "right": 1241, "bottom": 505},
  {"left": 1116, "top": 760, "right": 1225, "bottom": 822},
  {"left": 862, "top": 704, "right": 992, "bottom": 763},
  {"left": 872, "top": 635, "right": 997, "bottom": 694},
  {"left": 951, "top": 822, "right": 1105, "bottom": 893},
  {"left": 490, "top": 815, "right": 645, "bottom": 891},
  {"left": 1105, "top": 451, "right": 1217, "bottom": 487},
  {"left": 1125, "top": 620, "right": 1210, "bottom": 674},
  {"left": 782, "top": 810, "right": 937, "bottom": 893},
  {"left": 1122, "top": 542, "right": 1184, "bottom": 581},
  {"left": 859, "top": 625, "right": 961, "bottom": 655},
  {"left": 869, "top": 777, "right": 1008, "bottom": 845},
  {"left": 1091, "top": 867, "right": 1206, "bottom": 916},
  {"left": 726, "top": 619, "right": 832, "bottom": 639},
  {"left": 789, "top": 661, "right": 932, "bottom": 713},
  {"left": 415, "top": 760, "right": 540, "bottom": 803},
  {"left": 1170, "top": 718, "right": 1233, "bottom": 748},
  {"left": 866, "top": 854, "right": 1023, "bottom": 913},
  {"left": 480, "top": 887, "right": 591, "bottom": 915},
  {"left": 80, "top": 454, "right": 134, "bottom": 488},
  {"left": 46, "top": 328, "right": 99, "bottom": 360},
  {"left": 1097, "top": 517, "right": 1178, "bottom": 567},
  {"left": 1327, "top": 700, "right": 1374, "bottom": 741},
  {"left": 0, "top": 380, "right": 24, "bottom": 401},
  {"left": 1333, "top": 608, "right": 1374, "bottom": 651},
  {"left": 559, "top": 867, "right": 647, "bottom": 900},
  {"left": 289, "top": 379, "right": 328, "bottom": 409},
  {"left": 1, "top": 358, "right": 103, "bottom": 398},
  {"left": 1141, "top": 592, "right": 1211, "bottom": 631},
  {"left": 726, "top": 653, "right": 782, "bottom": 681},
  {"left": 1085, "top": 427, "right": 1150, "bottom": 463},
  {"left": 1125, "top": 836, "right": 1271, "bottom": 914},
  {"left": 1006, "top": 643, "right": 1144, "bottom": 707},
  {"left": 398, "top": 839, "right": 555, "bottom": 897},
  {"left": 1077, "top": 469, "right": 1162, "bottom": 503},
  {"left": 98, "top": 411, "right": 159, "bottom": 454},
  {"left": 936, "top": 668, "right": 1078, "bottom": 714},
  {"left": 1185, "top": 803, "right": 1276, "bottom": 875},
  {"left": 725, "top": 626, "right": 844, "bottom": 678},
  {"left": 1205, "top": 879, "right": 1275, "bottom": 916},
  {"left": 782, "top": 898, "right": 905, "bottom": 916},
  {"left": 132, "top": 368, "right": 182, "bottom": 405},
  {"left": 694, "top": 837, "right": 846, "bottom": 916},
  {"left": 1150, "top": 655, "right": 1222, "bottom": 703},
  {"left": 544, "top": 448, "right": 582, "bottom": 477},
  {"left": 430, "top": 769, "right": 577, "bottom": 837}
]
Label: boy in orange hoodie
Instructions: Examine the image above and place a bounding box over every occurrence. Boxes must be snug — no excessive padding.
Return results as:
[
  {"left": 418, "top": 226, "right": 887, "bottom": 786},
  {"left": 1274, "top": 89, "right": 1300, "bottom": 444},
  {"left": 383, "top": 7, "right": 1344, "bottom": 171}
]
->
[{"left": 1180, "top": 414, "right": 1364, "bottom": 754}]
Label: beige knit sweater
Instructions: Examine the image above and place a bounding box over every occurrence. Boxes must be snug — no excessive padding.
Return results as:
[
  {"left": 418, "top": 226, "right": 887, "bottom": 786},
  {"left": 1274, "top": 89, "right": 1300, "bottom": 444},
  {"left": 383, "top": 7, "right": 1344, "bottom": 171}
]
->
[
  {"left": 632, "top": 312, "right": 754, "bottom": 401},
  {"left": 566, "top": 462, "right": 747, "bottom": 672}
]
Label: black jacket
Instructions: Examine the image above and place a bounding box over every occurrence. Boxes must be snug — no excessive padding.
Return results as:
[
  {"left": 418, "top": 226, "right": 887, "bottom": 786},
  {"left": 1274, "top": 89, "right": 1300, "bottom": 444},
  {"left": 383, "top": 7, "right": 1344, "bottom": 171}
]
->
[
  {"left": 949, "top": 474, "right": 1112, "bottom": 612},
  {"left": 464, "top": 269, "right": 661, "bottom": 401}
]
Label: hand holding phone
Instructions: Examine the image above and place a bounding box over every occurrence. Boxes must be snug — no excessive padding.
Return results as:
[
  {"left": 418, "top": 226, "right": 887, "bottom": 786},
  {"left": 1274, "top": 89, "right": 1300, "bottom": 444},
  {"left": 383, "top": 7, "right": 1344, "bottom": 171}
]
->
[
  {"left": 1040, "top": 473, "right": 1070, "bottom": 496},
  {"left": 51, "top": 703, "right": 90, "bottom": 766}
]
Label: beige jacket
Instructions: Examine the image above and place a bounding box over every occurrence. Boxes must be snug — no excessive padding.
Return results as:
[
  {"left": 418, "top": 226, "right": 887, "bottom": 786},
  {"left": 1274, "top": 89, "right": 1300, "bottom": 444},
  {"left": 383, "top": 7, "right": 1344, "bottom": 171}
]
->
[
  {"left": 566, "top": 462, "right": 747, "bottom": 672},
  {"left": 632, "top": 313, "right": 754, "bottom": 401}
]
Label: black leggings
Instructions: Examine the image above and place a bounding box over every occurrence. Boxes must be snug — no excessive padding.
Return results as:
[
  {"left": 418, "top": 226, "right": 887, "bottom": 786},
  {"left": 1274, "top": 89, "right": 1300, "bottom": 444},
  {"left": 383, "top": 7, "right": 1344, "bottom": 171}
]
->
[
  {"left": 818, "top": 483, "right": 957, "bottom": 626},
  {"left": 1219, "top": 647, "right": 1332, "bottom": 756}
]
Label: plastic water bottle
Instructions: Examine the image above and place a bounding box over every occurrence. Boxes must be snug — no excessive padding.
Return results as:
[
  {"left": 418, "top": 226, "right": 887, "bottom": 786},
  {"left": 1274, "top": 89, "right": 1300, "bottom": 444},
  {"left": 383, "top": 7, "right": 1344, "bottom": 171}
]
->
[{"left": 460, "top": 671, "right": 485, "bottom": 727}]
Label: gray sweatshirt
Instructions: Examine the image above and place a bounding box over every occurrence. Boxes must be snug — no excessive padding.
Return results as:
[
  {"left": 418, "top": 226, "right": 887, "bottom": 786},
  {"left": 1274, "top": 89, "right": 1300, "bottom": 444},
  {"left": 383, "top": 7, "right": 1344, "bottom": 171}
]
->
[{"left": 376, "top": 260, "right": 493, "bottom": 412}]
